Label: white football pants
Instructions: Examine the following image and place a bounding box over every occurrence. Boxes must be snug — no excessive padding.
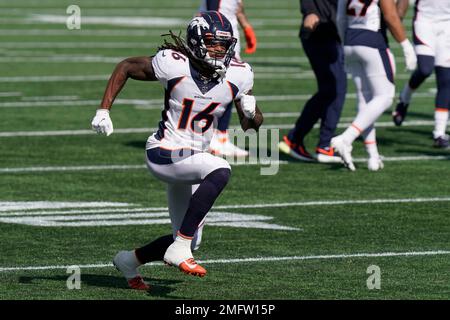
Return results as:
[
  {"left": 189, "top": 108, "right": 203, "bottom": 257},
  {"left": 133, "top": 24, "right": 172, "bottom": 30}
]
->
[
  {"left": 414, "top": 19, "right": 450, "bottom": 68},
  {"left": 344, "top": 45, "right": 396, "bottom": 133},
  {"left": 145, "top": 149, "right": 231, "bottom": 251}
]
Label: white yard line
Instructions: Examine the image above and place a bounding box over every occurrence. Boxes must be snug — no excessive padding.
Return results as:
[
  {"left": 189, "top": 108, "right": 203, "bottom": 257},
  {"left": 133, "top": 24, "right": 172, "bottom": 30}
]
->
[
  {"left": 1, "top": 120, "right": 445, "bottom": 138},
  {"left": 0, "top": 207, "right": 167, "bottom": 216},
  {"left": 0, "top": 92, "right": 438, "bottom": 108},
  {"left": 0, "top": 99, "right": 161, "bottom": 108},
  {"left": 212, "top": 197, "right": 450, "bottom": 210},
  {"left": 0, "top": 73, "right": 432, "bottom": 82},
  {"left": 0, "top": 201, "right": 132, "bottom": 212},
  {"left": 0, "top": 128, "right": 153, "bottom": 137},
  {"left": 0, "top": 29, "right": 301, "bottom": 37},
  {"left": 0, "top": 155, "right": 449, "bottom": 174},
  {"left": 28, "top": 15, "right": 186, "bottom": 28},
  {"left": 2, "top": 196, "right": 449, "bottom": 216},
  {"left": 0, "top": 42, "right": 303, "bottom": 49},
  {"left": 0, "top": 250, "right": 448, "bottom": 272},
  {"left": 0, "top": 165, "right": 147, "bottom": 173},
  {"left": 21, "top": 95, "right": 79, "bottom": 101},
  {"left": 0, "top": 75, "right": 109, "bottom": 82},
  {"left": 0, "top": 162, "right": 289, "bottom": 173},
  {"left": 0, "top": 92, "right": 22, "bottom": 97}
]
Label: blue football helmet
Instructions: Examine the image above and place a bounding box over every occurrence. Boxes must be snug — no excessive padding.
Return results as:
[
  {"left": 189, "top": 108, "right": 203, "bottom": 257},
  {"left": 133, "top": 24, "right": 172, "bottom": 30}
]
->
[{"left": 186, "top": 11, "right": 237, "bottom": 76}]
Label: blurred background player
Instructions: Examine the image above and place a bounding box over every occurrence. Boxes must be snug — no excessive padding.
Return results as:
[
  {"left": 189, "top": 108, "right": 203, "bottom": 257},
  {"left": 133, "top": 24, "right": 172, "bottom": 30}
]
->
[
  {"left": 199, "top": 0, "right": 258, "bottom": 157},
  {"left": 392, "top": 0, "right": 450, "bottom": 149},
  {"left": 278, "top": 0, "right": 347, "bottom": 164},
  {"left": 334, "top": 0, "right": 417, "bottom": 171},
  {"left": 91, "top": 11, "right": 263, "bottom": 290}
]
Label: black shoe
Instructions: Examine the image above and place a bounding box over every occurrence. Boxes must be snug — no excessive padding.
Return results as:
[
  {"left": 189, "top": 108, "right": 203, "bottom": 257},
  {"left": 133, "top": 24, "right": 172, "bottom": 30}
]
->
[
  {"left": 433, "top": 135, "right": 450, "bottom": 149},
  {"left": 392, "top": 101, "right": 409, "bottom": 126}
]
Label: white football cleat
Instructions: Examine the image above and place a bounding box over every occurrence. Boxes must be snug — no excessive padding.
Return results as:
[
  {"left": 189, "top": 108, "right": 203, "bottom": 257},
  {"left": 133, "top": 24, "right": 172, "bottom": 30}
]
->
[
  {"left": 209, "top": 131, "right": 249, "bottom": 157},
  {"left": 315, "top": 147, "right": 343, "bottom": 164},
  {"left": 113, "top": 250, "right": 149, "bottom": 290},
  {"left": 164, "top": 235, "right": 206, "bottom": 277},
  {"left": 331, "top": 135, "right": 355, "bottom": 171},
  {"left": 368, "top": 157, "right": 384, "bottom": 171}
]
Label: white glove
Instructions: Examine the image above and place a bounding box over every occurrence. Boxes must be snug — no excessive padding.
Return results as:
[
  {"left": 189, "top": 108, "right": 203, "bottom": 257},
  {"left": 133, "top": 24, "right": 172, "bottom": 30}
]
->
[
  {"left": 400, "top": 39, "right": 417, "bottom": 71},
  {"left": 91, "top": 109, "right": 113, "bottom": 136},
  {"left": 240, "top": 94, "right": 256, "bottom": 119}
]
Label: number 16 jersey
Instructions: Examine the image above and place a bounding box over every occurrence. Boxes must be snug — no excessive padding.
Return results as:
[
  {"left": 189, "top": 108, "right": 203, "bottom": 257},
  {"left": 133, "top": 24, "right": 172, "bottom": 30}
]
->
[{"left": 146, "top": 49, "right": 254, "bottom": 152}]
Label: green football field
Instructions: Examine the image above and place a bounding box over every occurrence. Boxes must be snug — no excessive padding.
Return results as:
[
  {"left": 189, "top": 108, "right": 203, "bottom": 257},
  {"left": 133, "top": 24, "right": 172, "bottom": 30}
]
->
[{"left": 0, "top": 0, "right": 449, "bottom": 300}]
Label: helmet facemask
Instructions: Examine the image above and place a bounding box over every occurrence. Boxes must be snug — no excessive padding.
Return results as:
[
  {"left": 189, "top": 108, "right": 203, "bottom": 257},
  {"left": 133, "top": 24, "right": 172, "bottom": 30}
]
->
[{"left": 202, "top": 33, "right": 236, "bottom": 74}]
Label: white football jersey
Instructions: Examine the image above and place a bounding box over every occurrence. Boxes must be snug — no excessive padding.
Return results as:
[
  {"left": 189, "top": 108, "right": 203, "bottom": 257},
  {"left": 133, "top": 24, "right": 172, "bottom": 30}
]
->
[
  {"left": 414, "top": 0, "right": 450, "bottom": 22},
  {"left": 147, "top": 49, "right": 253, "bottom": 152},
  {"left": 345, "top": 0, "right": 381, "bottom": 32}
]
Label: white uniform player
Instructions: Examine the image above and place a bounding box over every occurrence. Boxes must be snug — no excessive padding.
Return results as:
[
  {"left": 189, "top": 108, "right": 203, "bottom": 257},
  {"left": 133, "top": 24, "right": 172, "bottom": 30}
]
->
[
  {"left": 335, "top": 0, "right": 416, "bottom": 171},
  {"left": 394, "top": 0, "right": 450, "bottom": 148},
  {"left": 91, "top": 11, "right": 263, "bottom": 290},
  {"left": 146, "top": 48, "right": 253, "bottom": 247},
  {"left": 413, "top": 0, "right": 450, "bottom": 67}
]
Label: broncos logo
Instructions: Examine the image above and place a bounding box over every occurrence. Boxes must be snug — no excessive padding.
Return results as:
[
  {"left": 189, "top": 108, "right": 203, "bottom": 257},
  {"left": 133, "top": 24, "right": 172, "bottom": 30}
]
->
[{"left": 189, "top": 16, "right": 210, "bottom": 36}]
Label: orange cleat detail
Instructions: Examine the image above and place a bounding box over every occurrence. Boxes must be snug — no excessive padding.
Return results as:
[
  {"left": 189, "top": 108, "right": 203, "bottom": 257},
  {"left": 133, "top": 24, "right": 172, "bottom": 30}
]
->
[
  {"left": 178, "top": 258, "right": 207, "bottom": 277},
  {"left": 316, "top": 147, "right": 335, "bottom": 156},
  {"left": 127, "top": 276, "right": 150, "bottom": 291}
]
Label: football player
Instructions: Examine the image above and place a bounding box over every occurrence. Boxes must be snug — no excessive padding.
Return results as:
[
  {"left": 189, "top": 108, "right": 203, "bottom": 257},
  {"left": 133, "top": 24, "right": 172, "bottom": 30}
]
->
[
  {"left": 199, "top": 0, "right": 258, "bottom": 157},
  {"left": 392, "top": 0, "right": 450, "bottom": 149},
  {"left": 335, "top": 0, "right": 417, "bottom": 171},
  {"left": 91, "top": 11, "right": 263, "bottom": 290}
]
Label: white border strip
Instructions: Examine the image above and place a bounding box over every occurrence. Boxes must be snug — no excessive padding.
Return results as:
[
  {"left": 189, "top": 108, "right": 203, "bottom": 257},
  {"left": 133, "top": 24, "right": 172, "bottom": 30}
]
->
[
  {"left": 0, "top": 156, "right": 449, "bottom": 173},
  {"left": 0, "top": 120, "right": 445, "bottom": 137},
  {"left": 2, "top": 197, "right": 449, "bottom": 215},
  {"left": 1, "top": 250, "right": 449, "bottom": 272}
]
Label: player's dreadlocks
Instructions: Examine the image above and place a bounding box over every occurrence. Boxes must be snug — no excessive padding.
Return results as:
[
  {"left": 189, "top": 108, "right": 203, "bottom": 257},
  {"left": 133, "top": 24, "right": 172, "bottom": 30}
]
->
[{"left": 157, "top": 30, "right": 218, "bottom": 79}]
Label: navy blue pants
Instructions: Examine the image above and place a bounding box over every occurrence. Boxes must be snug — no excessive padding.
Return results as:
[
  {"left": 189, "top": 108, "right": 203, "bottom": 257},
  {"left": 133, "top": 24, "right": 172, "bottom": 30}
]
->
[{"left": 288, "top": 38, "right": 347, "bottom": 149}]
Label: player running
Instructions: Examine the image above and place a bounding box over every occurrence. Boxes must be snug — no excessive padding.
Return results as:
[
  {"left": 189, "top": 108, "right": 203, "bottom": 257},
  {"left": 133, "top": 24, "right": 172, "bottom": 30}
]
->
[
  {"left": 392, "top": 0, "right": 450, "bottom": 149},
  {"left": 91, "top": 11, "right": 263, "bottom": 290},
  {"left": 334, "top": 0, "right": 417, "bottom": 171}
]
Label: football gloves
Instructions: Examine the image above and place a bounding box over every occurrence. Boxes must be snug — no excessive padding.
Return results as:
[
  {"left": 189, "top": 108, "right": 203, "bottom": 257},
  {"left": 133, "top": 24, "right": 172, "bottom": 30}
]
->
[
  {"left": 244, "top": 25, "right": 257, "bottom": 54},
  {"left": 241, "top": 94, "right": 256, "bottom": 119},
  {"left": 400, "top": 39, "right": 417, "bottom": 71},
  {"left": 91, "top": 109, "right": 113, "bottom": 136}
]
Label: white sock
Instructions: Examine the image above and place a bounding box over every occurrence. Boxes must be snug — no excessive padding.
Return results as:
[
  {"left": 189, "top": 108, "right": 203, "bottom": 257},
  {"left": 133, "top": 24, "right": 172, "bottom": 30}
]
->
[
  {"left": 342, "top": 124, "right": 361, "bottom": 145},
  {"left": 433, "top": 109, "right": 449, "bottom": 139},
  {"left": 175, "top": 233, "right": 193, "bottom": 248},
  {"left": 365, "top": 142, "right": 380, "bottom": 159},
  {"left": 400, "top": 84, "right": 414, "bottom": 104},
  {"left": 129, "top": 251, "right": 142, "bottom": 268},
  {"left": 363, "top": 127, "right": 379, "bottom": 158}
]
